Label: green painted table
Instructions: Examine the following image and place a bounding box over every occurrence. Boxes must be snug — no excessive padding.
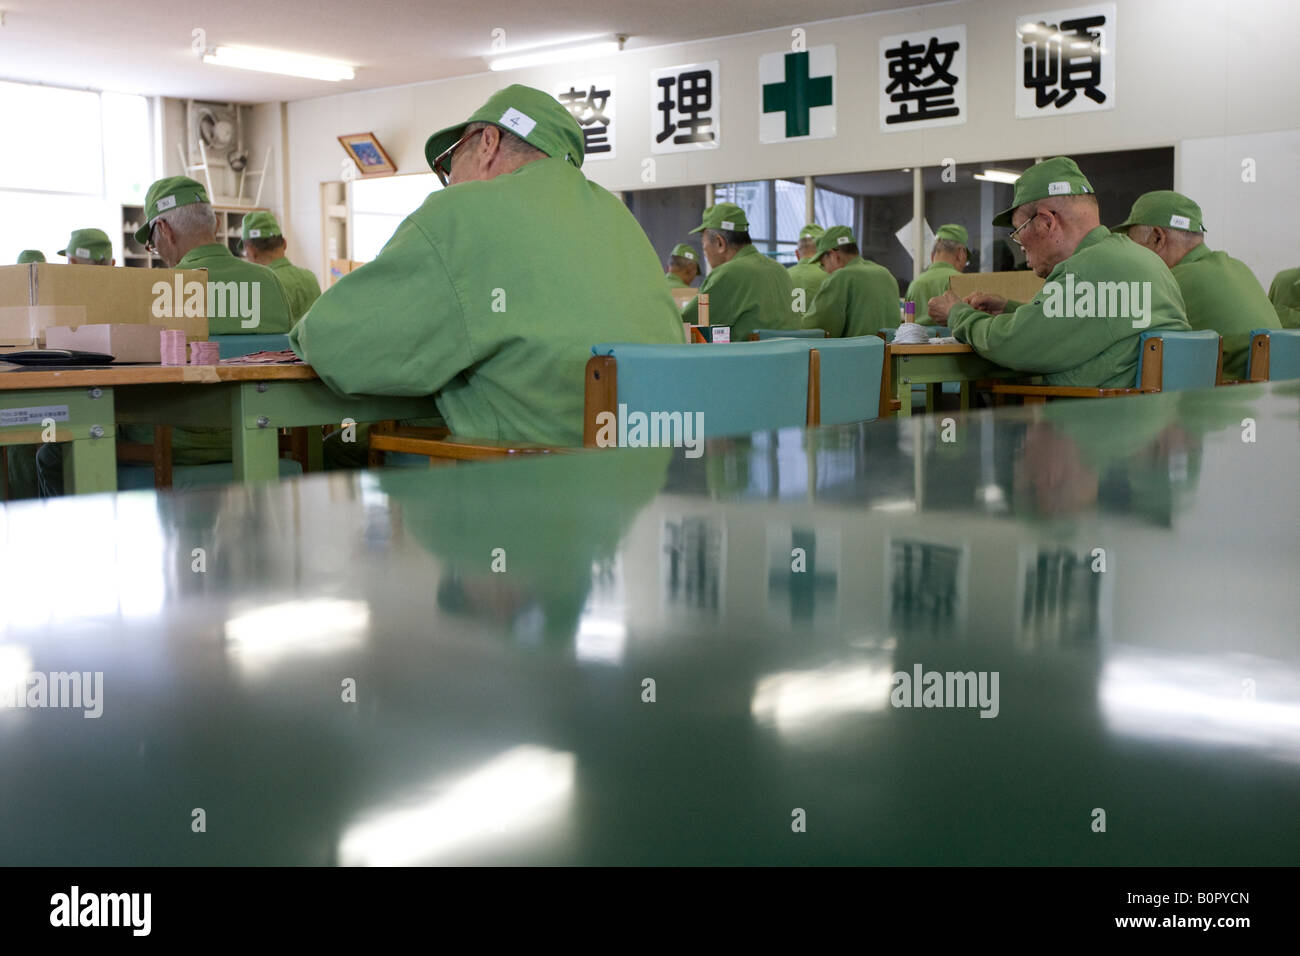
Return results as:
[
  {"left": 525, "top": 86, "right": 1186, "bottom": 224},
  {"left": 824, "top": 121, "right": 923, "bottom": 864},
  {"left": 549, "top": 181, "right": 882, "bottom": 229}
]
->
[
  {"left": 888, "top": 343, "right": 1018, "bottom": 416},
  {"left": 0, "top": 364, "right": 442, "bottom": 495},
  {"left": 0, "top": 382, "right": 1296, "bottom": 864}
]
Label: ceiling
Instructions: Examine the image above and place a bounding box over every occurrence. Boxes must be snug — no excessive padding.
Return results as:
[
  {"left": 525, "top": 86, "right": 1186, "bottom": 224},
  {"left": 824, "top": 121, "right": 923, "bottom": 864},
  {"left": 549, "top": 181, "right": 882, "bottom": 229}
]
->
[{"left": 0, "top": 0, "right": 927, "bottom": 103}]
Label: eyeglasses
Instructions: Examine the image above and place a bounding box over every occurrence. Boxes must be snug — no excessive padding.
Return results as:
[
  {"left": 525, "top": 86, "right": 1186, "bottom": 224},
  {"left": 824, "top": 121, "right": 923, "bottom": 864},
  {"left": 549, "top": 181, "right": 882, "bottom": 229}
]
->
[
  {"left": 145, "top": 220, "right": 161, "bottom": 254},
  {"left": 432, "top": 128, "right": 485, "bottom": 186},
  {"left": 1008, "top": 212, "right": 1042, "bottom": 248}
]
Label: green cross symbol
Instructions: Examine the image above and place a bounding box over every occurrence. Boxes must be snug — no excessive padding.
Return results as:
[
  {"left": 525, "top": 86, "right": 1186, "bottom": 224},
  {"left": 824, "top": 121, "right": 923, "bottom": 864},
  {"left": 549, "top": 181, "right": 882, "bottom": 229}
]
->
[{"left": 762, "top": 51, "right": 833, "bottom": 138}]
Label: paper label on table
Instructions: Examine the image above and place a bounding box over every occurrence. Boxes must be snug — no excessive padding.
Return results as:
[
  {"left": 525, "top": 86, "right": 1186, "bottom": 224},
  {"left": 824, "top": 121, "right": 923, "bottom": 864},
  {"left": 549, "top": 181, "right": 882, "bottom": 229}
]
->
[
  {"left": 711, "top": 327, "right": 731, "bottom": 343},
  {"left": 1, "top": 405, "right": 69, "bottom": 427}
]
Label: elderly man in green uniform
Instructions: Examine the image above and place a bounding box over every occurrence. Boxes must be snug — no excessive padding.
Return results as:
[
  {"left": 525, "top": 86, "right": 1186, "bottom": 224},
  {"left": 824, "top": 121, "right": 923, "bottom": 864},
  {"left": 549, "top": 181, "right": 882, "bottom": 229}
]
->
[
  {"left": 136, "top": 177, "right": 292, "bottom": 334},
  {"left": 788, "top": 224, "right": 828, "bottom": 304},
  {"left": 680, "top": 203, "right": 796, "bottom": 340},
  {"left": 664, "top": 243, "right": 700, "bottom": 289},
  {"left": 240, "top": 211, "right": 321, "bottom": 322},
  {"left": 1112, "top": 190, "right": 1280, "bottom": 380},
  {"left": 16, "top": 250, "right": 45, "bottom": 263},
  {"left": 290, "top": 85, "right": 682, "bottom": 454},
  {"left": 905, "top": 224, "right": 968, "bottom": 324},
  {"left": 928, "top": 157, "right": 1190, "bottom": 388},
  {"left": 36, "top": 177, "right": 295, "bottom": 496},
  {"left": 59, "top": 228, "right": 115, "bottom": 266},
  {"left": 1267, "top": 266, "right": 1300, "bottom": 328},
  {"left": 801, "top": 226, "right": 901, "bottom": 338}
]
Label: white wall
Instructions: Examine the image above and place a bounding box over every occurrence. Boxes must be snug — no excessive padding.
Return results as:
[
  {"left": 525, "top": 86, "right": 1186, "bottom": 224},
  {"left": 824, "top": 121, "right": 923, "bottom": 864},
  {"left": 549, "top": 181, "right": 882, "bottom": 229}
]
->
[
  {"left": 273, "top": 0, "right": 1300, "bottom": 283},
  {"left": 1178, "top": 129, "right": 1300, "bottom": 291}
]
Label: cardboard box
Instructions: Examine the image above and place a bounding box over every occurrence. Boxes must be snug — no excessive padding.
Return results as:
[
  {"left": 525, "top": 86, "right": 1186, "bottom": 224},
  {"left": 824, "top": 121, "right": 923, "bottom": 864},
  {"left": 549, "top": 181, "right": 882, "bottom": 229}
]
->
[
  {"left": 328, "top": 259, "right": 367, "bottom": 287},
  {"left": 44, "top": 324, "right": 163, "bottom": 363},
  {"left": 0, "top": 263, "right": 208, "bottom": 348},
  {"left": 948, "top": 270, "right": 1045, "bottom": 304}
]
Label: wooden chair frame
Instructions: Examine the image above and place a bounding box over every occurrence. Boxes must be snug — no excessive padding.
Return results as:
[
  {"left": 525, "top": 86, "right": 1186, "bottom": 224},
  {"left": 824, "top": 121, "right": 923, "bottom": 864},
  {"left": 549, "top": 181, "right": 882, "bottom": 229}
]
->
[{"left": 988, "top": 335, "right": 1222, "bottom": 405}]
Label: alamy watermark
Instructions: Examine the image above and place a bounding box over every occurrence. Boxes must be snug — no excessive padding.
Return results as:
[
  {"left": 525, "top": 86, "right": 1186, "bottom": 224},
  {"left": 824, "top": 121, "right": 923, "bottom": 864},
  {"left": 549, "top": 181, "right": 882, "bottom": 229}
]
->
[
  {"left": 50, "top": 886, "right": 150, "bottom": 936},
  {"left": 152, "top": 275, "right": 261, "bottom": 329},
  {"left": 593, "top": 404, "right": 704, "bottom": 458},
  {"left": 0, "top": 670, "right": 103, "bottom": 718},
  {"left": 890, "top": 663, "right": 999, "bottom": 718},
  {"left": 1040, "top": 275, "right": 1151, "bottom": 328}
]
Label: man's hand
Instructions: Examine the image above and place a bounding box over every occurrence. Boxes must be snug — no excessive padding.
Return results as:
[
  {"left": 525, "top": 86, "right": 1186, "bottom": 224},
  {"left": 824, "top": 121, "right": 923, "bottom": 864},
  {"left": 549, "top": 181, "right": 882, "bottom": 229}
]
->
[
  {"left": 928, "top": 291, "right": 961, "bottom": 323},
  {"left": 963, "top": 292, "right": 1007, "bottom": 314}
]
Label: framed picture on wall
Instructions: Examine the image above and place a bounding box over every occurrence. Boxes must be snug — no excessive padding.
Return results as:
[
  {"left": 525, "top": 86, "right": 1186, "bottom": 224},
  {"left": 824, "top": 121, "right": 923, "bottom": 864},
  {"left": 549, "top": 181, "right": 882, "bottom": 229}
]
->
[{"left": 338, "top": 132, "right": 397, "bottom": 177}]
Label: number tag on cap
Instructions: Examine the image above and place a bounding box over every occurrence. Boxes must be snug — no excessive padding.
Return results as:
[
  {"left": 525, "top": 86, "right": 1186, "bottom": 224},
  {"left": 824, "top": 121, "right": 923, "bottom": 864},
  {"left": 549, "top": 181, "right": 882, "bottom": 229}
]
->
[
  {"left": 1169, "top": 214, "right": 1191, "bottom": 229},
  {"left": 249, "top": 229, "right": 262, "bottom": 238},
  {"left": 75, "top": 247, "right": 90, "bottom": 258},
  {"left": 720, "top": 220, "right": 735, "bottom": 230},
  {"left": 1047, "top": 181, "right": 1071, "bottom": 195},
  {"left": 156, "top": 195, "right": 177, "bottom": 211},
  {"left": 499, "top": 107, "right": 537, "bottom": 138},
  {"left": 837, "top": 235, "right": 851, "bottom": 245}
]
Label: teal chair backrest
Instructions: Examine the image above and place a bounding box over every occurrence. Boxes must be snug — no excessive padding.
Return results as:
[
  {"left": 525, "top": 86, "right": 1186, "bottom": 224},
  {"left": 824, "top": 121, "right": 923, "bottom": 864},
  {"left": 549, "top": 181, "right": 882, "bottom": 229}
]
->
[
  {"left": 1247, "top": 328, "right": 1300, "bottom": 382},
  {"left": 210, "top": 333, "right": 291, "bottom": 359},
  {"left": 591, "top": 340, "right": 810, "bottom": 439},
  {"left": 752, "top": 328, "right": 827, "bottom": 340},
  {"left": 1136, "top": 330, "right": 1219, "bottom": 392},
  {"left": 815, "top": 337, "right": 886, "bottom": 425}
]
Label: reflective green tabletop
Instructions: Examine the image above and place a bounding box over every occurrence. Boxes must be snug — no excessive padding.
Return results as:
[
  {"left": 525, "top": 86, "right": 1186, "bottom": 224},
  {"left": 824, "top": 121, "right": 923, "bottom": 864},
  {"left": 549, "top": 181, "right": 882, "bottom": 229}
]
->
[{"left": 2, "top": 382, "right": 1298, "bottom": 865}]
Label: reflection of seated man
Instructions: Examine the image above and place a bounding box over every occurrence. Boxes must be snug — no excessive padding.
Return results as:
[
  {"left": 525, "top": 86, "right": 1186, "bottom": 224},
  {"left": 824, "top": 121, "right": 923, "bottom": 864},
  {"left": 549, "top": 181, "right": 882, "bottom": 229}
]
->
[
  {"left": 1013, "top": 393, "right": 1183, "bottom": 519},
  {"left": 381, "top": 446, "right": 671, "bottom": 647},
  {"left": 291, "top": 85, "right": 683, "bottom": 466},
  {"left": 928, "top": 157, "right": 1190, "bottom": 387},
  {"left": 36, "top": 177, "right": 294, "bottom": 496}
]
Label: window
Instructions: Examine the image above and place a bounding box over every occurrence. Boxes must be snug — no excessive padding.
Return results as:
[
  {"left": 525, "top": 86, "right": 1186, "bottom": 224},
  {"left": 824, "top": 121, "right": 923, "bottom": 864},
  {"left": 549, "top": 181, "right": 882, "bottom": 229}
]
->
[
  {"left": 714, "top": 178, "right": 807, "bottom": 262},
  {"left": 0, "top": 81, "right": 152, "bottom": 265},
  {"left": 350, "top": 172, "right": 442, "bottom": 262}
]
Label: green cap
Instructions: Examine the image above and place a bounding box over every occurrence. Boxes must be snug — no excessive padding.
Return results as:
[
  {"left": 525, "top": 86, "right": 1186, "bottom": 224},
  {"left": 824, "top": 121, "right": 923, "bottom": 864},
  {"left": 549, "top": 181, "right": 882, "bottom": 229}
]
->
[
  {"left": 690, "top": 203, "right": 749, "bottom": 235},
  {"left": 425, "top": 84, "right": 585, "bottom": 172},
  {"left": 241, "top": 211, "right": 283, "bottom": 242},
  {"left": 58, "top": 228, "right": 113, "bottom": 262},
  {"left": 799, "top": 224, "right": 825, "bottom": 241},
  {"left": 811, "top": 225, "right": 857, "bottom": 262},
  {"left": 992, "top": 157, "right": 1095, "bottom": 228},
  {"left": 935, "top": 224, "right": 969, "bottom": 247},
  {"left": 1111, "top": 190, "right": 1207, "bottom": 235},
  {"left": 135, "top": 176, "right": 211, "bottom": 243},
  {"left": 16, "top": 250, "right": 46, "bottom": 264},
  {"left": 669, "top": 243, "right": 698, "bottom": 262}
]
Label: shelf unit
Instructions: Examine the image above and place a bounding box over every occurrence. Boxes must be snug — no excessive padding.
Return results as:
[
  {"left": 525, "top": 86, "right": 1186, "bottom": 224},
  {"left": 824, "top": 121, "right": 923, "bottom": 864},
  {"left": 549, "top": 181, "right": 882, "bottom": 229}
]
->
[{"left": 120, "top": 204, "right": 267, "bottom": 268}]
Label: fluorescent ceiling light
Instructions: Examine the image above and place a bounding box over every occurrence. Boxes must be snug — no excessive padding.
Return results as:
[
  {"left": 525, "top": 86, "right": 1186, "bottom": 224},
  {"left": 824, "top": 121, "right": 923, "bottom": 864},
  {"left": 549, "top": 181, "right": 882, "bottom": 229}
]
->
[
  {"left": 490, "top": 37, "right": 623, "bottom": 72},
  {"left": 203, "top": 45, "right": 355, "bottom": 82},
  {"left": 973, "top": 168, "right": 1023, "bottom": 184}
]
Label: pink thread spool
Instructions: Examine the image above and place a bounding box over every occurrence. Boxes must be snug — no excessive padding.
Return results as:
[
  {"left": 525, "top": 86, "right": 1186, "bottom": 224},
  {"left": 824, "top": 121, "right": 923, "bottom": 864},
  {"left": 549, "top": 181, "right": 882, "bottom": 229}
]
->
[
  {"left": 189, "top": 341, "right": 220, "bottom": 365},
  {"left": 160, "top": 329, "right": 187, "bottom": 366}
]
